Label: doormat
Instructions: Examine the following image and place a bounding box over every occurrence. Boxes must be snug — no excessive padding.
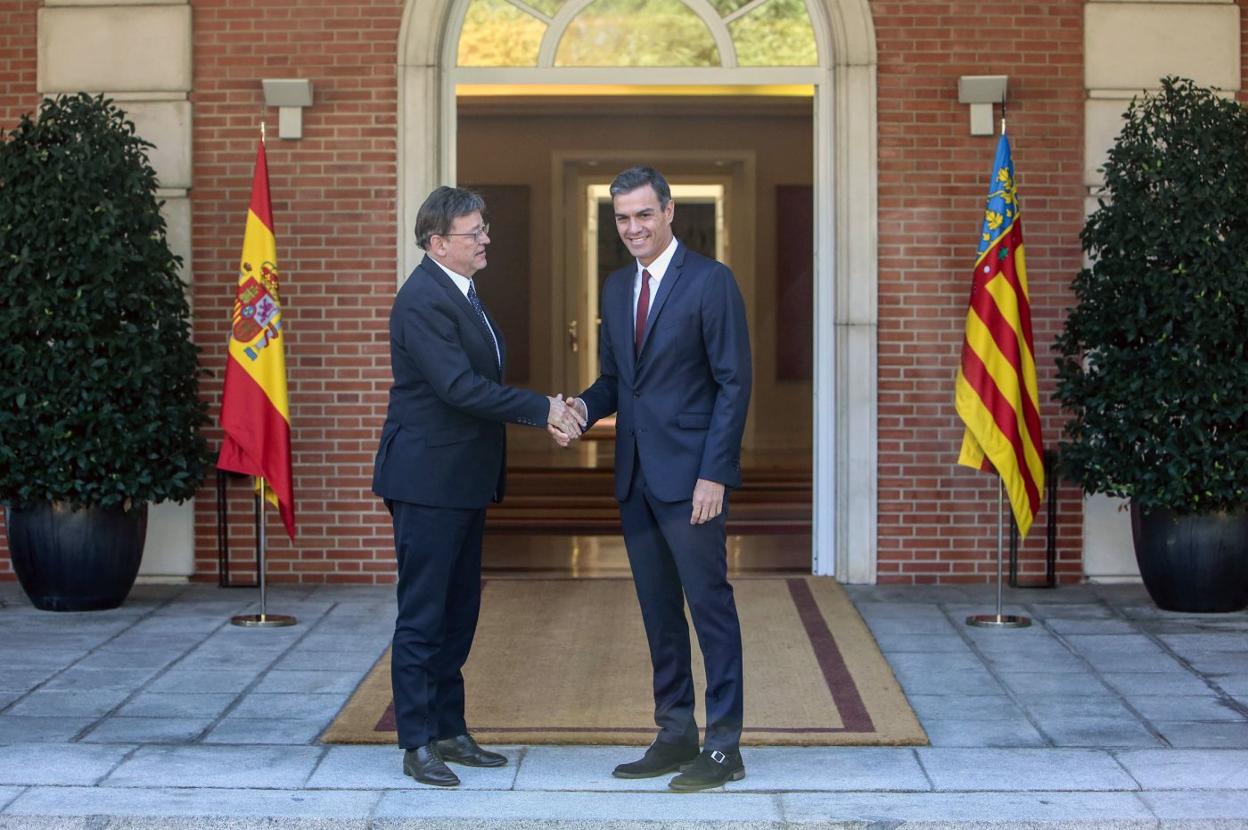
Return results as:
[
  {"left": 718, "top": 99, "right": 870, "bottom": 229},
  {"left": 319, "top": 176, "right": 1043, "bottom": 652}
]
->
[{"left": 322, "top": 576, "right": 926, "bottom": 746}]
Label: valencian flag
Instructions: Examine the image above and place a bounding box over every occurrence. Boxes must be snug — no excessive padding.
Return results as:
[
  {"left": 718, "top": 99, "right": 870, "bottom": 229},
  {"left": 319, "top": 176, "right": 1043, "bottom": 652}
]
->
[
  {"left": 955, "top": 129, "right": 1044, "bottom": 537},
  {"left": 217, "top": 139, "right": 296, "bottom": 539}
]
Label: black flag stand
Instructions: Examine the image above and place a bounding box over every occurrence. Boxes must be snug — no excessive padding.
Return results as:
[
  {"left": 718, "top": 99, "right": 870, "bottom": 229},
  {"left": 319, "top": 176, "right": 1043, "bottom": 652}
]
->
[
  {"left": 230, "top": 477, "right": 297, "bottom": 628},
  {"left": 966, "top": 481, "right": 1031, "bottom": 629}
]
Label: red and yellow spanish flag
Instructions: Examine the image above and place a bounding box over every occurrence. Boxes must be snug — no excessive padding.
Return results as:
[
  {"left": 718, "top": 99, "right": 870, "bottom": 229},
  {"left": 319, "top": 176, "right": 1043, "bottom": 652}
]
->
[
  {"left": 217, "top": 139, "right": 296, "bottom": 539},
  {"left": 955, "top": 130, "right": 1044, "bottom": 537}
]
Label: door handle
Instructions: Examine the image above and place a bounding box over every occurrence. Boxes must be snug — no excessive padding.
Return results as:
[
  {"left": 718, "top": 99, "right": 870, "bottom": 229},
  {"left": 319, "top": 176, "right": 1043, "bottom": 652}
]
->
[{"left": 568, "top": 319, "right": 579, "bottom": 353}]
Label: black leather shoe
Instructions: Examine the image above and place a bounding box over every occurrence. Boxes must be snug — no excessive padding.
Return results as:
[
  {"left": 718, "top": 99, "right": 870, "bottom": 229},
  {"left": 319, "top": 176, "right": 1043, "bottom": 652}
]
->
[
  {"left": 612, "top": 740, "right": 700, "bottom": 779},
  {"left": 669, "top": 748, "right": 745, "bottom": 792},
  {"left": 434, "top": 734, "right": 508, "bottom": 768},
  {"left": 402, "top": 745, "right": 460, "bottom": 787}
]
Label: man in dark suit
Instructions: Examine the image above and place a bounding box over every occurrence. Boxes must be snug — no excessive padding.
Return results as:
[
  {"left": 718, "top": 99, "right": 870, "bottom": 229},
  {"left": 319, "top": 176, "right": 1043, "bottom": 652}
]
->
[
  {"left": 374, "top": 186, "right": 584, "bottom": 788},
  {"left": 560, "top": 166, "right": 752, "bottom": 792}
]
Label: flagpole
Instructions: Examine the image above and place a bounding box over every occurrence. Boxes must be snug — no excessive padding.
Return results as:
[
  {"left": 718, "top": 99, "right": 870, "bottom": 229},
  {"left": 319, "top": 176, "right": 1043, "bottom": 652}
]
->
[
  {"left": 258, "top": 476, "right": 268, "bottom": 617},
  {"left": 228, "top": 485, "right": 296, "bottom": 629},
  {"left": 967, "top": 480, "right": 1030, "bottom": 628},
  {"left": 222, "top": 123, "right": 295, "bottom": 628},
  {"left": 961, "top": 101, "right": 1030, "bottom": 630}
]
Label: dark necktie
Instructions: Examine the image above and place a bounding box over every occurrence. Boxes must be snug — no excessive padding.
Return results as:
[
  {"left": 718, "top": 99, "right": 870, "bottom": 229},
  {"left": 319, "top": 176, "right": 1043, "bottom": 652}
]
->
[
  {"left": 634, "top": 269, "right": 651, "bottom": 356},
  {"left": 467, "top": 283, "right": 500, "bottom": 366}
]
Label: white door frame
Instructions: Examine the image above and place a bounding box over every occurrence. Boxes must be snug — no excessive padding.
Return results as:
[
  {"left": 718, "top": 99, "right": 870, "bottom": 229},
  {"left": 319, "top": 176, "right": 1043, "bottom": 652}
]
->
[{"left": 397, "top": 0, "right": 878, "bottom": 581}]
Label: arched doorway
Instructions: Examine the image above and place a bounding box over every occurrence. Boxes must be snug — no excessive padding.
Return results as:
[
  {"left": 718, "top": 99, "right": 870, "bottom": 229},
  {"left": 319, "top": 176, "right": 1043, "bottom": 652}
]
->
[{"left": 396, "top": 0, "right": 878, "bottom": 581}]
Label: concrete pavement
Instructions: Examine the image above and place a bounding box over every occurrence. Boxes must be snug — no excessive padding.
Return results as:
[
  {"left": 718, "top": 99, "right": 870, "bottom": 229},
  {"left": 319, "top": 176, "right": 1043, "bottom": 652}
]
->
[{"left": 0, "top": 580, "right": 1246, "bottom": 828}]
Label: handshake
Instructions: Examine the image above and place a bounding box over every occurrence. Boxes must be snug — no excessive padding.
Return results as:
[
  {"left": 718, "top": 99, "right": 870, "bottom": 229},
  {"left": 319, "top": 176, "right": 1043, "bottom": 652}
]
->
[{"left": 545, "top": 395, "right": 589, "bottom": 448}]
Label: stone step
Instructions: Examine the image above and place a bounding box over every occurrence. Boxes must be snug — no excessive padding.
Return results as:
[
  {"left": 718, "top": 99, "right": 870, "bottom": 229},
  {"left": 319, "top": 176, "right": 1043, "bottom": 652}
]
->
[
  {"left": 493, "top": 466, "right": 813, "bottom": 534},
  {"left": 0, "top": 789, "right": 1195, "bottom": 830}
]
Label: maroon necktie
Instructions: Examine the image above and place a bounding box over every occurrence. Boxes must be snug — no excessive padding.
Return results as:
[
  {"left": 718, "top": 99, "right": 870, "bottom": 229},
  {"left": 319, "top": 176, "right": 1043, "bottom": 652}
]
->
[{"left": 634, "top": 269, "right": 651, "bottom": 356}]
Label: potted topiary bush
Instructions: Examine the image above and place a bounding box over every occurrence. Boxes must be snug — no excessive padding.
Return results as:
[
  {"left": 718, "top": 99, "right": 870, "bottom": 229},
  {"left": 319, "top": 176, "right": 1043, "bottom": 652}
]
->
[
  {"left": 0, "top": 93, "right": 212, "bottom": 611},
  {"left": 1056, "top": 76, "right": 1248, "bottom": 612}
]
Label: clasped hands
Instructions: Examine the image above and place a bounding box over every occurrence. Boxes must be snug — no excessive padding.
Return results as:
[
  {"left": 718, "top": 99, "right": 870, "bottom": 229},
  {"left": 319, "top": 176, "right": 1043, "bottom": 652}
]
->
[
  {"left": 545, "top": 394, "right": 588, "bottom": 444},
  {"left": 544, "top": 397, "right": 724, "bottom": 525}
]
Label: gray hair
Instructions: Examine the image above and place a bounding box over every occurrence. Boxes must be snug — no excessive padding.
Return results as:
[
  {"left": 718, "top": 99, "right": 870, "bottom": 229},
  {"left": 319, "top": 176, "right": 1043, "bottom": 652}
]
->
[
  {"left": 415, "top": 186, "right": 486, "bottom": 250},
  {"left": 609, "top": 166, "right": 671, "bottom": 208}
]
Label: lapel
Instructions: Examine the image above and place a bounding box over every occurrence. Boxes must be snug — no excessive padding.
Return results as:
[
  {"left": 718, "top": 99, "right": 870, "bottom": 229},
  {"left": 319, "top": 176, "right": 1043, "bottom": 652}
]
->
[
  {"left": 635, "top": 242, "right": 686, "bottom": 365},
  {"left": 610, "top": 267, "right": 636, "bottom": 385},
  {"left": 420, "top": 255, "right": 502, "bottom": 379},
  {"left": 482, "top": 305, "right": 507, "bottom": 376}
]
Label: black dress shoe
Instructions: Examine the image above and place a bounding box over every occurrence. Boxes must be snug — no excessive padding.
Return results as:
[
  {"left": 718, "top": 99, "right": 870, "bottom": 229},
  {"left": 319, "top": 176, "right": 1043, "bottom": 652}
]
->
[
  {"left": 669, "top": 748, "right": 745, "bottom": 792},
  {"left": 402, "top": 745, "right": 460, "bottom": 787},
  {"left": 612, "top": 740, "right": 700, "bottom": 779},
  {"left": 434, "top": 734, "right": 508, "bottom": 767}
]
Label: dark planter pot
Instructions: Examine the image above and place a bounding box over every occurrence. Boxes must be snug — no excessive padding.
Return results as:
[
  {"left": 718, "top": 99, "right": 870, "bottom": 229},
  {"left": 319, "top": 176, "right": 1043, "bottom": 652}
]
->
[
  {"left": 4, "top": 502, "right": 147, "bottom": 612},
  {"left": 1130, "top": 503, "right": 1248, "bottom": 613}
]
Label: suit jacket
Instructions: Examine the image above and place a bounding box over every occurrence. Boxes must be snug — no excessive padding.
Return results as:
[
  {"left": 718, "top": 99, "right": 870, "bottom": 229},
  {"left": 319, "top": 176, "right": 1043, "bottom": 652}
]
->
[
  {"left": 579, "top": 243, "right": 752, "bottom": 503},
  {"left": 372, "top": 255, "right": 548, "bottom": 508}
]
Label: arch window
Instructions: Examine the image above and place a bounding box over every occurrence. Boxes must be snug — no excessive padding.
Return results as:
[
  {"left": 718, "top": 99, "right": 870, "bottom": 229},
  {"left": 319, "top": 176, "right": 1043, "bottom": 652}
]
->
[{"left": 455, "top": 0, "right": 818, "bottom": 67}]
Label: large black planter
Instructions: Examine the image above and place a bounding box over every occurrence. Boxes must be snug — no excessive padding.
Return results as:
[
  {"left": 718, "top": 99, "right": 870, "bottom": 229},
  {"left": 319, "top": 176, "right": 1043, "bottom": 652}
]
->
[
  {"left": 5, "top": 502, "right": 147, "bottom": 612},
  {"left": 1130, "top": 504, "right": 1248, "bottom": 613}
]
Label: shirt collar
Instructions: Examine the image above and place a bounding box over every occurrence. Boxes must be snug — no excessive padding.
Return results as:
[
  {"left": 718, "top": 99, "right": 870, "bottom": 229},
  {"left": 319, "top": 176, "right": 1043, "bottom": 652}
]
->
[
  {"left": 431, "top": 258, "right": 474, "bottom": 298},
  {"left": 637, "top": 236, "right": 679, "bottom": 283}
]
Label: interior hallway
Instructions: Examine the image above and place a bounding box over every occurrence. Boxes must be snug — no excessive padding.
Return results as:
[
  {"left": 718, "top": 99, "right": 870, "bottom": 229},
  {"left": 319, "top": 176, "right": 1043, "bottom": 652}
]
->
[{"left": 488, "top": 429, "right": 813, "bottom": 576}]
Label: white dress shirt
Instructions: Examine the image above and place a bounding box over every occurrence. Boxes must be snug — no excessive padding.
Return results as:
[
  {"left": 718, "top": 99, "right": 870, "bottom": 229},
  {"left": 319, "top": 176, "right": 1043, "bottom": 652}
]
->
[
  {"left": 632, "top": 236, "right": 679, "bottom": 331},
  {"left": 433, "top": 259, "right": 500, "bottom": 366}
]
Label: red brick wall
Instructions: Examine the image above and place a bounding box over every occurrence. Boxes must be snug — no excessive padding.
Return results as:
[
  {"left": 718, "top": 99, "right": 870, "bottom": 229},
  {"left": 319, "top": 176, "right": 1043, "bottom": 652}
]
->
[
  {"left": 0, "top": 0, "right": 38, "bottom": 126},
  {"left": 871, "top": 0, "right": 1087, "bottom": 583},
  {"left": 190, "top": 0, "right": 403, "bottom": 583},
  {"left": 6, "top": 2, "right": 1246, "bottom": 586},
  {"left": 1242, "top": 0, "right": 1248, "bottom": 104},
  {"left": 0, "top": 0, "right": 41, "bottom": 581}
]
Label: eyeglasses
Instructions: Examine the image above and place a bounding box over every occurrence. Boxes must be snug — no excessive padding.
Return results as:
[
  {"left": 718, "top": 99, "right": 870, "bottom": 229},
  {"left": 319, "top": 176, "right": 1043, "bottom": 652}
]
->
[{"left": 440, "top": 223, "right": 490, "bottom": 242}]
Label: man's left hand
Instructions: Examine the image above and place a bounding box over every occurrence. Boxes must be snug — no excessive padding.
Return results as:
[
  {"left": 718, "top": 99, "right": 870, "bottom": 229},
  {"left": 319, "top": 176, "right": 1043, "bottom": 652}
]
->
[{"left": 691, "top": 479, "right": 724, "bottom": 525}]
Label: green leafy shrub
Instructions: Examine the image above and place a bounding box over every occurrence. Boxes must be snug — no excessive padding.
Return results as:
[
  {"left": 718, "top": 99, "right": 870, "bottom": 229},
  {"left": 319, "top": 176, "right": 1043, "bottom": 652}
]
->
[
  {"left": 1056, "top": 77, "right": 1248, "bottom": 514},
  {"left": 0, "top": 93, "right": 211, "bottom": 510}
]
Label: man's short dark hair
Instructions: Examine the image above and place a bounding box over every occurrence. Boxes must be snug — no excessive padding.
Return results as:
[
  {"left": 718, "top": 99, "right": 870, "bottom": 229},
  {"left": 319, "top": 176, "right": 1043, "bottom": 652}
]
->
[
  {"left": 415, "top": 186, "right": 486, "bottom": 250},
  {"left": 609, "top": 166, "right": 671, "bottom": 208}
]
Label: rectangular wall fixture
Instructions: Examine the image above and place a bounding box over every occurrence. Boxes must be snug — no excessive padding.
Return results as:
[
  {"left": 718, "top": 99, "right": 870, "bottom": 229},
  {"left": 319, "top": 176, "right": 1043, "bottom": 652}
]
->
[
  {"left": 957, "top": 75, "right": 1008, "bottom": 136},
  {"left": 261, "top": 79, "right": 314, "bottom": 140}
]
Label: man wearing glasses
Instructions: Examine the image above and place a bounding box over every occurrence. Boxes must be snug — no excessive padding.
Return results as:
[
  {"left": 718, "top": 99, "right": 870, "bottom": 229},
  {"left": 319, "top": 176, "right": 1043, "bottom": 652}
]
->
[{"left": 373, "top": 186, "right": 585, "bottom": 787}]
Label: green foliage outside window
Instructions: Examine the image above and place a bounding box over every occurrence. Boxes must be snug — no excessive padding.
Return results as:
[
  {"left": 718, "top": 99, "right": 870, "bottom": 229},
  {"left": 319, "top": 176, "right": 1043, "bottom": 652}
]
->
[
  {"left": 705, "top": 0, "right": 754, "bottom": 17},
  {"left": 524, "top": 0, "right": 566, "bottom": 17},
  {"left": 459, "top": 0, "right": 546, "bottom": 66},
  {"left": 555, "top": 0, "right": 720, "bottom": 66},
  {"left": 456, "top": 0, "right": 817, "bottom": 68},
  {"left": 730, "top": 0, "right": 817, "bottom": 66}
]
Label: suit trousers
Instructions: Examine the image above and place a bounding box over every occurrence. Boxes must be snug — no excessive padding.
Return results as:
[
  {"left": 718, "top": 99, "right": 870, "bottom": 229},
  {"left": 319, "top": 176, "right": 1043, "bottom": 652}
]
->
[
  {"left": 619, "top": 458, "right": 744, "bottom": 752},
  {"left": 388, "top": 498, "right": 486, "bottom": 749}
]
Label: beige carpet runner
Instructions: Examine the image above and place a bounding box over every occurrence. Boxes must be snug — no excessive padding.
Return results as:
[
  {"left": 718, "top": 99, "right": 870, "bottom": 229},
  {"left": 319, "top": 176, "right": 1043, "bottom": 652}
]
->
[{"left": 322, "top": 576, "right": 926, "bottom": 746}]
